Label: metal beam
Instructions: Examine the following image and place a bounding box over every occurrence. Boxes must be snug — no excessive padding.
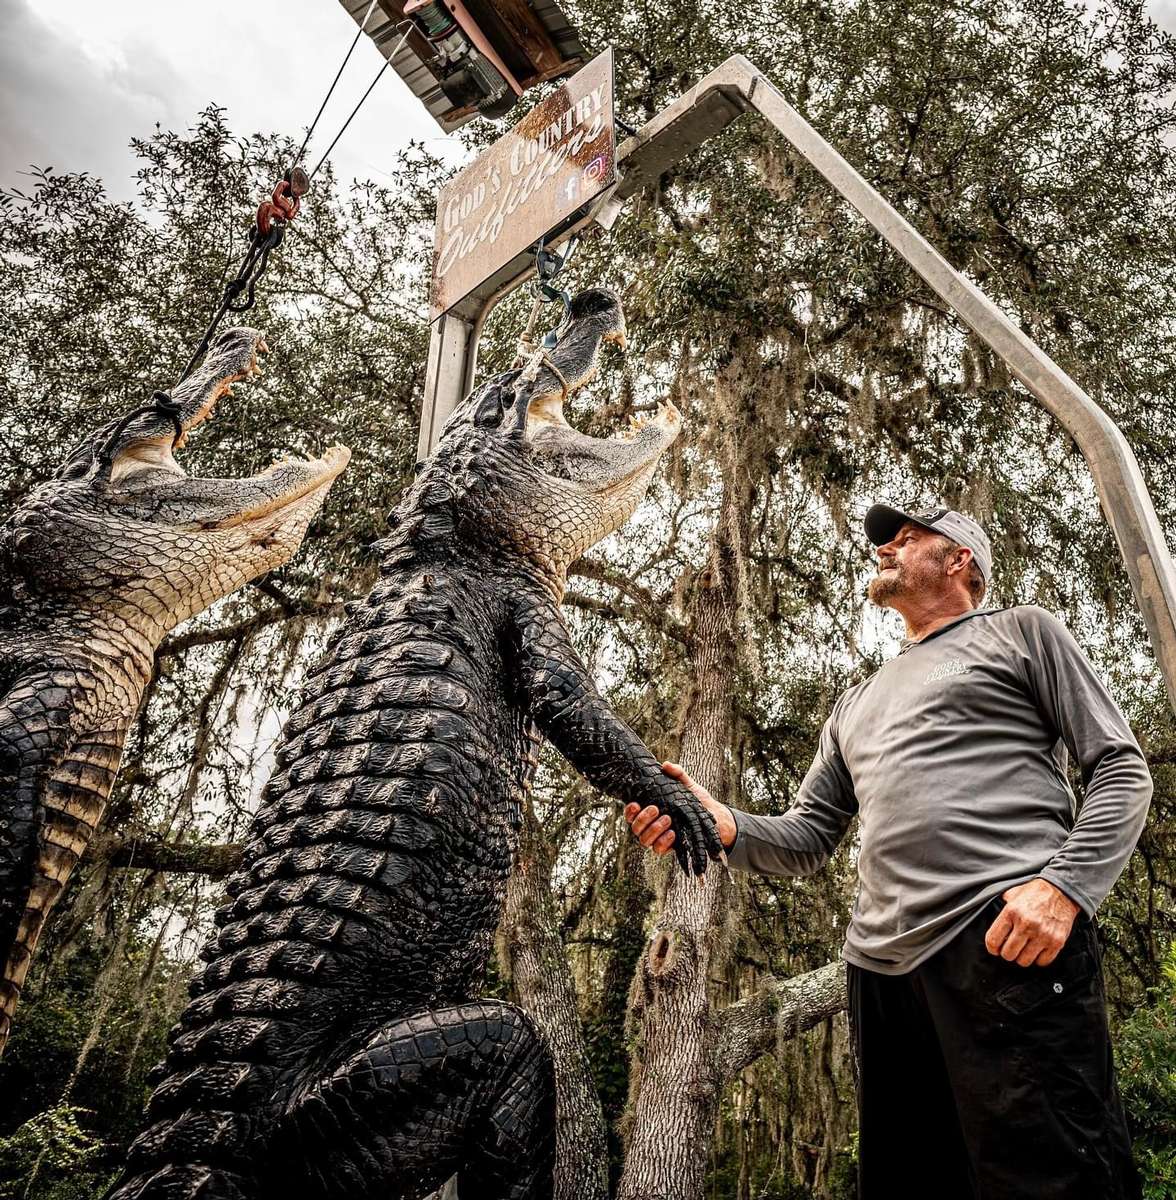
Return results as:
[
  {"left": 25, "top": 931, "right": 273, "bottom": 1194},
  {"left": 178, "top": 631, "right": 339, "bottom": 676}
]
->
[{"left": 419, "top": 54, "right": 1176, "bottom": 709}]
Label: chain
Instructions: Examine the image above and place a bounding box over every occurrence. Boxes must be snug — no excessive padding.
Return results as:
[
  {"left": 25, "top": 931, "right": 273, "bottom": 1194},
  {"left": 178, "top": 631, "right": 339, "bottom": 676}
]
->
[
  {"left": 513, "top": 235, "right": 579, "bottom": 367},
  {"left": 175, "top": 166, "right": 310, "bottom": 388}
]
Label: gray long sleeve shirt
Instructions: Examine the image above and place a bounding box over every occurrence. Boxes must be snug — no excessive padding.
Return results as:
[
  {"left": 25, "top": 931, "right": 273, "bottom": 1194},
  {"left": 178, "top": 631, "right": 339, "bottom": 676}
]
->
[{"left": 728, "top": 606, "right": 1153, "bottom": 975}]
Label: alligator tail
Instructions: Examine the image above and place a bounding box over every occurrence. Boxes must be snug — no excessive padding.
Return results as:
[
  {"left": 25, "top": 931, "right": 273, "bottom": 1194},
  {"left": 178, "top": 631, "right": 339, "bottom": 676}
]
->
[{"left": 106, "top": 1052, "right": 277, "bottom": 1200}]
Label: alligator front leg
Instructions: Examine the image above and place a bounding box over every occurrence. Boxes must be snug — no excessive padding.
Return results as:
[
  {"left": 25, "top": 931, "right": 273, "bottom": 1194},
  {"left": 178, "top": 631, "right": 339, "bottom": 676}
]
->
[
  {"left": 510, "top": 595, "right": 723, "bottom": 876},
  {"left": 273, "top": 1001, "right": 555, "bottom": 1200}
]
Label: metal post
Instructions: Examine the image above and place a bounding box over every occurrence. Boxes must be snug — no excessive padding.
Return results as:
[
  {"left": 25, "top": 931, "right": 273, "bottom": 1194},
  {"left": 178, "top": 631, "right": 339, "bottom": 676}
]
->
[
  {"left": 730, "top": 56, "right": 1176, "bottom": 708},
  {"left": 420, "top": 54, "right": 1176, "bottom": 709},
  {"left": 416, "top": 311, "right": 476, "bottom": 464}
]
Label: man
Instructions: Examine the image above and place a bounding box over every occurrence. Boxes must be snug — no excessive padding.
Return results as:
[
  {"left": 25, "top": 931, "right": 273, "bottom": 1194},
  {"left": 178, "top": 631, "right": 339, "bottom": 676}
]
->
[{"left": 625, "top": 504, "right": 1152, "bottom": 1199}]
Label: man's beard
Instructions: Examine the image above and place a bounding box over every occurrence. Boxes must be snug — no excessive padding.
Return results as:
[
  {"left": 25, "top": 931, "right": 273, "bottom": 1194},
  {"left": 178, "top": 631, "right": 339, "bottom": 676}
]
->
[{"left": 868, "top": 564, "right": 904, "bottom": 606}]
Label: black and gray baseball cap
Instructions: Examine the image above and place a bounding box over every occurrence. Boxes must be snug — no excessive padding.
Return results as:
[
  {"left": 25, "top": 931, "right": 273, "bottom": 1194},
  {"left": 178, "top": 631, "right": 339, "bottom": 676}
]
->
[{"left": 864, "top": 503, "right": 992, "bottom": 584}]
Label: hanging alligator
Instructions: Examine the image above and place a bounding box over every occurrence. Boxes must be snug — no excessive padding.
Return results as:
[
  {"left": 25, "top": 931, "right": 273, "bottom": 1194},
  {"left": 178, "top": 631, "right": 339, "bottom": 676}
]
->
[
  {"left": 0, "top": 327, "right": 350, "bottom": 1056},
  {"left": 110, "top": 288, "right": 723, "bottom": 1200}
]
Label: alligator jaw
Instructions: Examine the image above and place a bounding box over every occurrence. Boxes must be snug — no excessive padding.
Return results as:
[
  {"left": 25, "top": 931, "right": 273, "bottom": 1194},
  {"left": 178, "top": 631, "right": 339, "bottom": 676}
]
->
[
  {"left": 109, "top": 329, "right": 273, "bottom": 482},
  {"left": 520, "top": 288, "right": 677, "bottom": 476},
  {"left": 525, "top": 385, "right": 682, "bottom": 492},
  {"left": 174, "top": 336, "right": 269, "bottom": 447},
  {"left": 107, "top": 331, "right": 353, "bottom": 535},
  {"left": 200, "top": 445, "right": 353, "bottom": 530}
]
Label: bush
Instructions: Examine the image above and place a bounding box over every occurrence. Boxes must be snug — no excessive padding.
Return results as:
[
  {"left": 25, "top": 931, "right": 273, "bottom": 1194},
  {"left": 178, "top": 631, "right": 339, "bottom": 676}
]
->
[
  {"left": 1117, "top": 941, "right": 1176, "bottom": 1199},
  {"left": 0, "top": 1104, "right": 113, "bottom": 1199}
]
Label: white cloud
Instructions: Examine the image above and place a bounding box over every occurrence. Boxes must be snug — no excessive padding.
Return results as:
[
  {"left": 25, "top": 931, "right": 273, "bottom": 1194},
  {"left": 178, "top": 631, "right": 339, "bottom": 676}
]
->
[
  {"left": 3, "top": 0, "right": 1173, "bottom": 207},
  {"left": 1151, "top": 0, "right": 1176, "bottom": 32}
]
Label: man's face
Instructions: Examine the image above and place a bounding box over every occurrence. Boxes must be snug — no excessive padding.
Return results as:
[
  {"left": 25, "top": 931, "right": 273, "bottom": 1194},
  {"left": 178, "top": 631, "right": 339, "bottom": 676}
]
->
[{"left": 867, "top": 521, "right": 956, "bottom": 610}]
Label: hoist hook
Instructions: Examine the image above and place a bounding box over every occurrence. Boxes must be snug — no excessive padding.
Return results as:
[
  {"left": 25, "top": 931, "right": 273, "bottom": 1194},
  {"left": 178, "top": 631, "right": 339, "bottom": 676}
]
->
[
  {"left": 257, "top": 166, "right": 311, "bottom": 236},
  {"left": 533, "top": 235, "right": 578, "bottom": 349}
]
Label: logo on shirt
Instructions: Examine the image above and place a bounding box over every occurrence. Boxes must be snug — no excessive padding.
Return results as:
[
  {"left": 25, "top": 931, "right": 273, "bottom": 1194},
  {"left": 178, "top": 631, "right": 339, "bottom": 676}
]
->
[{"left": 923, "top": 658, "right": 971, "bottom": 686}]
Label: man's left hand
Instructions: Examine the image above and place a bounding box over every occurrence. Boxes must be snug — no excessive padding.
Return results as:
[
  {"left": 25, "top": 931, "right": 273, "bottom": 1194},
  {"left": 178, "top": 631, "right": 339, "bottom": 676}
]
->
[{"left": 983, "top": 879, "right": 1081, "bottom": 967}]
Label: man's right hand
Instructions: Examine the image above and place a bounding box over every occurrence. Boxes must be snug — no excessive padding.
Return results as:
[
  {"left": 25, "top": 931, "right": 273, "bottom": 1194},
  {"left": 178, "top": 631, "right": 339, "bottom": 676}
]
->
[{"left": 623, "top": 761, "right": 738, "bottom": 855}]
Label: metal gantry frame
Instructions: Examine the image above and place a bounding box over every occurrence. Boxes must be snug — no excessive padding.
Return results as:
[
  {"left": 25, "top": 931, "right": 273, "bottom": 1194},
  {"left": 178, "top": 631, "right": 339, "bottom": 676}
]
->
[{"left": 420, "top": 54, "right": 1176, "bottom": 710}]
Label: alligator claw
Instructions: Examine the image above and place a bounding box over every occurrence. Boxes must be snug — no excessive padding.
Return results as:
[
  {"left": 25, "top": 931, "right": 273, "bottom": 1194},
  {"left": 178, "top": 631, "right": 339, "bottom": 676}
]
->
[{"left": 662, "top": 791, "right": 724, "bottom": 877}]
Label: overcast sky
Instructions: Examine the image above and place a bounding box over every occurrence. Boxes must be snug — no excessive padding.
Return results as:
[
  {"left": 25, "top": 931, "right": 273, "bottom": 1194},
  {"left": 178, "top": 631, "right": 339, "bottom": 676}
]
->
[
  {"left": 2, "top": 0, "right": 1176, "bottom": 201},
  {"left": 0, "top": 0, "right": 469, "bottom": 200}
]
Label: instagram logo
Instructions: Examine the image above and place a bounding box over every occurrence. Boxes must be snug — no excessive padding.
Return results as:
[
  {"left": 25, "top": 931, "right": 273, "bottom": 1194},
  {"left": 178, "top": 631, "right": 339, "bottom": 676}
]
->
[{"left": 583, "top": 154, "right": 609, "bottom": 183}]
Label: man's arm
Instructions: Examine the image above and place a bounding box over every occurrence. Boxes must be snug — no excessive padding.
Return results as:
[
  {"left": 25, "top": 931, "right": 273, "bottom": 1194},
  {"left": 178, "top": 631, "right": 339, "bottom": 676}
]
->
[
  {"left": 1021, "top": 607, "right": 1153, "bottom": 915},
  {"left": 985, "top": 607, "right": 1153, "bottom": 968},
  {"left": 627, "top": 715, "right": 858, "bottom": 878}
]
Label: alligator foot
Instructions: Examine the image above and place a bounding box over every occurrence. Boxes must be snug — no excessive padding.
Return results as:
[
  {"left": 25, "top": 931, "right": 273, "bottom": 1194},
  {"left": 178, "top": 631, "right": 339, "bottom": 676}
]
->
[{"left": 283, "top": 1000, "right": 556, "bottom": 1200}]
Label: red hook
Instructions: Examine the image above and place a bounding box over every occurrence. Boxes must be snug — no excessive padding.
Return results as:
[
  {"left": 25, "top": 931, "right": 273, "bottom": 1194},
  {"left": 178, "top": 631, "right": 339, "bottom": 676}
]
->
[{"left": 256, "top": 167, "right": 310, "bottom": 236}]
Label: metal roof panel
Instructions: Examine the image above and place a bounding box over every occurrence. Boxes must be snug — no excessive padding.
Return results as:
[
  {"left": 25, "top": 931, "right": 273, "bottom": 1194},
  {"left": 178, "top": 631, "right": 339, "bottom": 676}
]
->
[{"left": 337, "top": 0, "right": 582, "bottom": 131}]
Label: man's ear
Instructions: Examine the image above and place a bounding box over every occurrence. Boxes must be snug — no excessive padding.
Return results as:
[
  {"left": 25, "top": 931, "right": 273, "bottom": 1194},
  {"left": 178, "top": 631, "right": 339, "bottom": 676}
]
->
[{"left": 947, "top": 546, "right": 974, "bottom": 578}]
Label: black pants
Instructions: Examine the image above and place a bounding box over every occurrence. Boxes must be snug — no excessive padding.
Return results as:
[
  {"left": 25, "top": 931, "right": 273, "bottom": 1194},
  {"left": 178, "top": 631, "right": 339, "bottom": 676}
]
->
[{"left": 847, "top": 899, "right": 1139, "bottom": 1199}]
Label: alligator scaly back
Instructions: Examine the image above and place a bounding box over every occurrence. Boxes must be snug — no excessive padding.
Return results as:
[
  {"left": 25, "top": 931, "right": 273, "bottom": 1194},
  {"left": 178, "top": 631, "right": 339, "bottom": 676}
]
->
[{"left": 112, "top": 290, "right": 722, "bottom": 1200}]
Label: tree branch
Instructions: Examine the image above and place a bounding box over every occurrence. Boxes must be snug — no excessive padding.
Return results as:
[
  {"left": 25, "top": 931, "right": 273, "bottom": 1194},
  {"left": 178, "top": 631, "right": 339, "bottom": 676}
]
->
[
  {"left": 158, "top": 598, "right": 340, "bottom": 658},
  {"left": 715, "top": 960, "right": 848, "bottom": 1081},
  {"left": 568, "top": 558, "right": 688, "bottom": 643},
  {"left": 93, "top": 835, "right": 243, "bottom": 879}
]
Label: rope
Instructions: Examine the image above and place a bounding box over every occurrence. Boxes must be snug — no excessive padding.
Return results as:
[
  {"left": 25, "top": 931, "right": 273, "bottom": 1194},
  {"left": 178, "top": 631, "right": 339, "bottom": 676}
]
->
[
  {"left": 95, "top": 5, "right": 408, "bottom": 475},
  {"left": 517, "top": 344, "right": 571, "bottom": 400},
  {"left": 513, "top": 296, "right": 545, "bottom": 367},
  {"left": 166, "top": 13, "right": 410, "bottom": 403},
  {"left": 95, "top": 392, "right": 184, "bottom": 469},
  {"left": 177, "top": 221, "right": 286, "bottom": 384}
]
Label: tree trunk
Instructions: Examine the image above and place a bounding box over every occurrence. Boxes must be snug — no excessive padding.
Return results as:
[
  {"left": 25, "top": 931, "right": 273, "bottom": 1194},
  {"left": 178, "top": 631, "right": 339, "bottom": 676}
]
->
[
  {"left": 592, "top": 826, "right": 654, "bottom": 1188},
  {"left": 618, "top": 343, "right": 855, "bottom": 1198},
  {"left": 618, "top": 569, "right": 736, "bottom": 1200},
  {"left": 498, "top": 804, "right": 610, "bottom": 1200}
]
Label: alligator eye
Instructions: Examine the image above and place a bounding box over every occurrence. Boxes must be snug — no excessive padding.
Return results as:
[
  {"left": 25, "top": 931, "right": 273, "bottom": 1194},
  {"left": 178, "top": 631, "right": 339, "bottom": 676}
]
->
[
  {"left": 473, "top": 388, "right": 508, "bottom": 428},
  {"left": 61, "top": 459, "right": 91, "bottom": 481}
]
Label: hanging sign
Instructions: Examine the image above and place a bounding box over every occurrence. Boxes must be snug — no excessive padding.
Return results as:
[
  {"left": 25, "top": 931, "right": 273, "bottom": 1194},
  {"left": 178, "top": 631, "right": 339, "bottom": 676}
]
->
[{"left": 429, "top": 48, "right": 615, "bottom": 321}]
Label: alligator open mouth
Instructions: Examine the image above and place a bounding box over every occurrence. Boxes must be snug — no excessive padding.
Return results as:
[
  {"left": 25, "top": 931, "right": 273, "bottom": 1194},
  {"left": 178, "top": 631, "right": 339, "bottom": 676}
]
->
[
  {"left": 527, "top": 387, "right": 680, "bottom": 442},
  {"left": 109, "top": 328, "right": 351, "bottom": 514},
  {"left": 519, "top": 315, "right": 681, "bottom": 502},
  {"left": 174, "top": 335, "right": 270, "bottom": 447},
  {"left": 520, "top": 304, "right": 680, "bottom": 455}
]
